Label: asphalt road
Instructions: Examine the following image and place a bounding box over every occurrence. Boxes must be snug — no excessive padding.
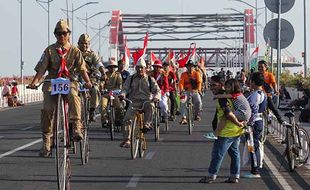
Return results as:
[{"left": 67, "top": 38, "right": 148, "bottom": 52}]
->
[{"left": 0, "top": 91, "right": 310, "bottom": 190}]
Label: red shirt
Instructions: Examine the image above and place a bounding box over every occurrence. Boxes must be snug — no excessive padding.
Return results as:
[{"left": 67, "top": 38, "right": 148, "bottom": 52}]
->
[{"left": 11, "top": 86, "right": 18, "bottom": 96}]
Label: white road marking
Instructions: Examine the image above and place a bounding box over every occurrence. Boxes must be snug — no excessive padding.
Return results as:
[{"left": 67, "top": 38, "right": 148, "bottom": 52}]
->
[
  {"left": 126, "top": 174, "right": 142, "bottom": 188},
  {"left": 21, "top": 126, "right": 34, "bottom": 131},
  {"left": 264, "top": 155, "right": 293, "bottom": 190},
  {"left": 0, "top": 139, "right": 42, "bottom": 159},
  {"left": 144, "top": 151, "right": 155, "bottom": 160}
]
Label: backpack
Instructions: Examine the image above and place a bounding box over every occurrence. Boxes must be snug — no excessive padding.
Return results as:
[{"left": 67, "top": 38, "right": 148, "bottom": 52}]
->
[{"left": 129, "top": 74, "right": 153, "bottom": 92}]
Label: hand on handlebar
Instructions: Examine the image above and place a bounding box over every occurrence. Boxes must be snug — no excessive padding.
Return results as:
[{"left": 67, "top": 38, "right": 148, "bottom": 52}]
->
[{"left": 84, "top": 82, "right": 92, "bottom": 89}]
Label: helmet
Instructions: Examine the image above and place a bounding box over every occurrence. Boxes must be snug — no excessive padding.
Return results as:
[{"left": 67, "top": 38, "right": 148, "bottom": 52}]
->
[
  {"left": 136, "top": 58, "right": 146, "bottom": 67},
  {"left": 78, "top": 33, "right": 90, "bottom": 43},
  {"left": 54, "top": 19, "right": 71, "bottom": 33},
  {"left": 152, "top": 60, "right": 162, "bottom": 68},
  {"left": 106, "top": 60, "right": 118, "bottom": 67}
]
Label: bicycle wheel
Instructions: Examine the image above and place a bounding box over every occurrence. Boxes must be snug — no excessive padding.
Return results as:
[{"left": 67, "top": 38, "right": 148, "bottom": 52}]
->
[
  {"left": 164, "top": 119, "right": 169, "bottom": 133},
  {"left": 130, "top": 116, "right": 139, "bottom": 160},
  {"left": 187, "top": 103, "right": 193, "bottom": 135},
  {"left": 80, "top": 127, "right": 89, "bottom": 165},
  {"left": 139, "top": 137, "right": 146, "bottom": 158},
  {"left": 286, "top": 127, "right": 295, "bottom": 171},
  {"left": 108, "top": 105, "right": 115, "bottom": 141},
  {"left": 297, "top": 127, "right": 310, "bottom": 163},
  {"left": 55, "top": 95, "right": 70, "bottom": 190},
  {"left": 154, "top": 107, "right": 160, "bottom": 142}
]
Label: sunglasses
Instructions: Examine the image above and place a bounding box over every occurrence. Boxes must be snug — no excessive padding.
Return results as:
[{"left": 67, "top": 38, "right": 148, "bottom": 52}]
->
[{"left": 55, "top": 31, "right": 69, "bottom": 36}]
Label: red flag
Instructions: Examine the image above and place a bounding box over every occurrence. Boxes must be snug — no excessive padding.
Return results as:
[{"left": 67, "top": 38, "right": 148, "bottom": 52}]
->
[
  {"left": 122, "top": 36, "right": 131, "bottom": 69},
  {"left": 132, "top": 49, "right": 144, "bottom": 65},
  {"left": 150, "top": 51, "right": 157, "bottom": 65},
  {"left": 177, "top": 43, "right": 196, "bottom": 68},
  {"left": 166, "top": 49, "right": 175, "bottom": 63},
  {"left": 143, "top": 32, "right": 149, "bottom": 55}
]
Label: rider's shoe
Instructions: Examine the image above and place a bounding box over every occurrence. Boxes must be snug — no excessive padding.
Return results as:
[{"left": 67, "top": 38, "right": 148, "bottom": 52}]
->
[
  {"left": 194, "top": 115, "right": 201, "bottom": 121},
  {"left": 89, "top": 111, "right": 96, "bottom": 122},
  {"left": 141, "top": 124, "right": 152, "bottom": 133},
  {"left": 168, "top": 115, "right": 175, "bottom": 121},
  {"left": 179, "top": 117, "right": 188, "bottom": 125},
  {"left": 73, "top": 127, "right": 83, "bottom": 142},
  {"left": 38, "top": 148, "right": 51, "bottom": 157}
]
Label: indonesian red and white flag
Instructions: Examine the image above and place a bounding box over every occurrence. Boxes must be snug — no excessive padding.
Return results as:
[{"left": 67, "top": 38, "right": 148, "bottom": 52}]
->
[
  {"left": 122, "top": 36, "right": 131, "bottom": 69},
  {"left": 143, "top": 32, "right": 149, "bottom": 55},
  {"left": 150, "top": 51, "right": 158, "bottom": 65},
  {"left": 166, "top": 49, "right": 175, "bottom": 63}
]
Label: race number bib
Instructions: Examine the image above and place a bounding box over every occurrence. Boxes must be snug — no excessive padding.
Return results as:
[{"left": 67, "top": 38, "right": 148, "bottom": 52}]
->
[{"left": 51, "top": 77, "right": 71, "bottom": 95}]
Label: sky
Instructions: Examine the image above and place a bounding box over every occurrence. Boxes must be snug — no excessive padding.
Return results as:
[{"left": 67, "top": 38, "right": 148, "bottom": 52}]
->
[{"left": 0, "top": 0, "right": 308, "bottom": 77}]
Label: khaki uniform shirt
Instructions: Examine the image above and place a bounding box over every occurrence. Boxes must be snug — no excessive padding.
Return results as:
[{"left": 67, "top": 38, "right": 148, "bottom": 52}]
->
[
  {"left": 35, "top": 42, "right": 87, "bottom": 92},
  {"left": 104, "top": 71, "right": 122, "bottom": 91},
  {"left": 82, "top": 50, "right": 101, "bottom": 77},
  {"left": 123, "top": 73, "right": 161, "bottom": 102}
]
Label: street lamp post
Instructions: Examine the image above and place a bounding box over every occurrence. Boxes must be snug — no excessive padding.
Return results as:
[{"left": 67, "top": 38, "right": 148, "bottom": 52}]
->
[
  {"left": 36, "top": 0, "right": 54, "bottom": 46},
  {"left": 77, "top": 11, "right": 109, "bottom": 33},
  {"left": 17, "top": 0, "right": 24, "bottom": 101},
  {"left": 61, "top": 2, "right": 99, "bottom": 43},
  {"left": 304, "top": 0, "right": 308, "bottom": 77},
  {"left": 224, "top": 8, "right": 247, "bottom": 71}
]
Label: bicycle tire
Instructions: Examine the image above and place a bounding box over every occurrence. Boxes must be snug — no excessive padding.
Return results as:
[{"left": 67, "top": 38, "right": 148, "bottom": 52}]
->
[
  {"left": 188, "top": 103, "right": 193, "bottom": 135},
  {"left": 164, "top": 119, "right": 169, "bottom": 133},
  {"left": 286, "top": 127, "right": 295, "bottom": 171},
  {"left": 55, "top": 95, "right": 70, "bottom": 190},
  {"left": 80, "top": 94, "right": 89, "bottom": 165},
  {"left": 130, "top": 116, "right": 139, "bottom": 160},
  {"left": 139, "top": 138, "right": 146, "bottom": 158},
  {"left": 154, "top": 107, "right": 160, "bottom": 142},
  {"left": 109, "top": 105, "right": 115, "bottom": 141},
  {"left": 297, "top": 127, "right": 310, "bottom": 163}
]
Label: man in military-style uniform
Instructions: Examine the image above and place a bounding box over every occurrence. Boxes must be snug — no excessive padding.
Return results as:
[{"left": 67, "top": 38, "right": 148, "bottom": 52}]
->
[
  {"left": 119, "top": 58, "right": 161, "bottom": 148},
  {"left": 78, "top": 33, "right": 106, "bottom": 121},
  {"left": 29, "top": 20, "right": 92, "bottom": 157},
  {"left": 101, "top": 60, "right": 123, "bottom": 128}
]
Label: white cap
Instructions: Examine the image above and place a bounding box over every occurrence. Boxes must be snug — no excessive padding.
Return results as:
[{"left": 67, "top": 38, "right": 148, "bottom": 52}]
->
[{"left": 136, "top": 58, "right": 146, "bottom": 67}]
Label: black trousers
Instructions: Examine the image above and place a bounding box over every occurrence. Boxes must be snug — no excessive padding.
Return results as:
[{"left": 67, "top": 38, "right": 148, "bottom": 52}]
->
[{"left": 169, "top": 91, "right": 178, "bottom": 117}]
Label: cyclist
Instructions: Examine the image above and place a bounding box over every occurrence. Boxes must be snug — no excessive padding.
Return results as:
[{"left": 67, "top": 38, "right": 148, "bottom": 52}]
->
[
  {"left": 164, "top": 61, "right": 178, "bottom": 121},
  {"left": 119, "top": 58, "right": 161, "bottom": 148},
  {"left": 28, "top": 20, "right": 92, "bottom": 157},
  {"left": 257, "top": 60, "right": 284, "bottom": 124},
  {"left": 179, "top": 60, "right": 203, "bottom": 124},
  {"left": 78, "top": 33, "right": 106, "bottom": 122},
  {"left": 149, "top": 60, "right": 170, "bottom": 123},
  {"left": 118, "top": 60, "right": 131, "bottom": 84},
  {"left": 101, "top": 60, "right": 123, "bottom": 127}
]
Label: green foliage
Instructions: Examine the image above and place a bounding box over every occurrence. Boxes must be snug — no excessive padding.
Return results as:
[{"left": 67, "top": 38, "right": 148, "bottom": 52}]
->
[{"left": 280, "top": 69, "right": 310, "bottom": 89}]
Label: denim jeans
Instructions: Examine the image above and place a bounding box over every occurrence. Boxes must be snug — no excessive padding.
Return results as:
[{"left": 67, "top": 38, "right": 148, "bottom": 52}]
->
[
  {"left": 208, "top": 136, "right": 241, "bottom": 179},
  {"left": 250, "top": 120, "right": 263, "bottom": 174},
  {"left": 180, "top": 92, "right": 202, "bottom": 117}
]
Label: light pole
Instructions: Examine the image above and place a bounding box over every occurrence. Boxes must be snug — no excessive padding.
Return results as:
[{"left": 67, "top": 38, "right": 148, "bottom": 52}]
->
[
  {"left": 62, "top": 1, "right": 99, "bottom": 43},
  {"left": 17, "top": 0, "right": 24, "bottom": 100},
  {"left": 77, "top": 11, "right": 109, "bottom": 33},
  {"left": 36, "top": 0, "right": 54, "bottom": 46},
  {"left": 304, "top": 0, "right": 308, "bottom": 77},
  {"left": 224, "top": 8, "right": 247, "bottom": 71}
]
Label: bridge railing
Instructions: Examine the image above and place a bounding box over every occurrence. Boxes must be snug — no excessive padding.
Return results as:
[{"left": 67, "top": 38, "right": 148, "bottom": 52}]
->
[{"left": 0, "top": 84, "right": 43, "bottom": 108}]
